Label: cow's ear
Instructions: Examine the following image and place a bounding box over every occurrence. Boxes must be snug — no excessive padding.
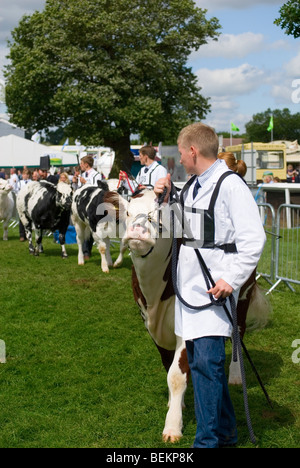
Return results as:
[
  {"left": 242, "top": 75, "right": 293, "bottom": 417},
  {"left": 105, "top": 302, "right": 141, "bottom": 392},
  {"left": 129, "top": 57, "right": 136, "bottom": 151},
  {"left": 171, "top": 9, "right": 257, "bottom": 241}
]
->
[{"left": 97, "top": 181, "right": 109, "bottom": 191}]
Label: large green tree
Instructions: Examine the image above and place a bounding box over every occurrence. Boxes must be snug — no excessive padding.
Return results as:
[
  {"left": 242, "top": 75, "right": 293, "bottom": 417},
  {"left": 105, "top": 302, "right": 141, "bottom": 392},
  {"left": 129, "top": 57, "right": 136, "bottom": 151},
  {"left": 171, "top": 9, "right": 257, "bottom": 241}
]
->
[
  {"left": 275, "top": 0, "right": 300, "bottom": 38},
  {"left": 245, "top": 108, "right": 300, "bottom": 142},
  {"left": 5, "top": 0, "right": 220, "bottom": 171}
]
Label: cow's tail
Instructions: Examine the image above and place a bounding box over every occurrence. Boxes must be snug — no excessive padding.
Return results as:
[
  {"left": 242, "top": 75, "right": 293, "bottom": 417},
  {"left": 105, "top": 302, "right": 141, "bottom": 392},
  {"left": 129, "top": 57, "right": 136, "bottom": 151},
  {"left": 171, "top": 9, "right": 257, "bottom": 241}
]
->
[{"left": 246, "top": 283, "right": 272, "bottom": 331}]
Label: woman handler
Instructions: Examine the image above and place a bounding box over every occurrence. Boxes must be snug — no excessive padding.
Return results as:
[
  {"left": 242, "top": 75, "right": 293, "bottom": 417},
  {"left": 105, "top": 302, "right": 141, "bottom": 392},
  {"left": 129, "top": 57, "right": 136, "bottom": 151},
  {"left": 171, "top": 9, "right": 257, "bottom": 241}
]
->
[{"left": 155, "top": 123, "right": 266, "bottom": 448}]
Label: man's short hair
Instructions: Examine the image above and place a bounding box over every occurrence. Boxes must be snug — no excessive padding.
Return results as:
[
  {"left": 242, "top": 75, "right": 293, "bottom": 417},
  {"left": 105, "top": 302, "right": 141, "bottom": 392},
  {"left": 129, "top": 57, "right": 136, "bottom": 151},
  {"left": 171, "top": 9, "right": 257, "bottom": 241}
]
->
[
  {"left": 81, "top": 155, "right": 94, "bottom": 168},
  {"left": 139, "top": 146, "right": 157, "bottom": 161},
  {"left": 177, "top": 123, "right": 219, "bottom": 159}
]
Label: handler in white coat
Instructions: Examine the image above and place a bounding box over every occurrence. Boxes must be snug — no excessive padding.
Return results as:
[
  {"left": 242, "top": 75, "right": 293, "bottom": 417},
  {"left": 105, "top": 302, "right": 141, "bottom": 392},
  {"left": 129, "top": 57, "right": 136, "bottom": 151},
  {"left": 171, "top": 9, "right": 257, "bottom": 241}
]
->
[{"left": 155, "top": 123, "right": 266, "bottom": 449}]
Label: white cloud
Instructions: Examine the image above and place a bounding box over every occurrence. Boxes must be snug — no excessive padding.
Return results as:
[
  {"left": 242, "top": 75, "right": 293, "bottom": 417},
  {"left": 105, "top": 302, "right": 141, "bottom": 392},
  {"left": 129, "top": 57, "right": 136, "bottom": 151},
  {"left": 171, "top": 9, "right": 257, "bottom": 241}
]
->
[
  {"left": 0, "top": 1, "right": 46, "bottom": 43},
  {"left": 196, "top": 0, "right": 286, "bottom": 11},
  {"left": 197, "top": 63, "right": 265, "bottom": 97},
  {"left": 192, "top": 32, "right": 265, "bottom": 60},
  {"left": 284, "top": 51, "right": 300, "bottom": 77},
  {"left": 269, "top": 49, "right": 300, "bottom": 105}
]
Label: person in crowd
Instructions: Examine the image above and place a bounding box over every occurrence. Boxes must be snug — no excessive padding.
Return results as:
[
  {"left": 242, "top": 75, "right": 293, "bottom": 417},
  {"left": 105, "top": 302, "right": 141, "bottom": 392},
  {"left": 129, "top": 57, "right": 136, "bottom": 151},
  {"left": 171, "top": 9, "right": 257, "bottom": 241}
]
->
[
  {"left": 32, "top": 170, "right": 40, "bottom": 181},
  {"left": 38, "top": 168, "right": 59, "bottom": 185},
  {"left": 0, "top": 168, "right": 5, "bottom": 180},
  {"left": 154, "top": 122, "right": 266, "bottom": 448},
  {"left": 59, "top": 172, "right": 71, "bottom": 184},
  {"left": 79, "top": 154, "right": 102, "bottom": 187},
  {"left": 167, "top": 157, "right": 186, "bottom": 182},
  {"left": 262, "top": 173, "right": 274, "bottom": 184},
  {"left": 287, "top": 164, "right": 298, "bottom": 183},
  {"left": 71, "top": 166, "right": 81, "bottom": 191},
  {"left": 78, "top": 154, "right": 102, "bottom": 259},
  {"left": 9, "top": 168, "right": 20, "bottom": 193},
  {"left": 19, "top": 169, "right": 33, "bottom": 241},
  {"left": 119, "top": 145, "right": 167, "bottom": 192}
]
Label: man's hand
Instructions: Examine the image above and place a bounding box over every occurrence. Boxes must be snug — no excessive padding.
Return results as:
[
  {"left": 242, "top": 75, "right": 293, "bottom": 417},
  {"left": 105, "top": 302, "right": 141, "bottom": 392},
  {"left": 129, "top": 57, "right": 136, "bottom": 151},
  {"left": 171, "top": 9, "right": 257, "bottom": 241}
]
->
[
  {"left": 154, "top": 174, "right": 171, "bottom": 203},
  {"left": 207, "top": 279, "right": 233, "bottom": 299},
  {"left": 119, "top": 170, "right": 127, "bottom": 181}
]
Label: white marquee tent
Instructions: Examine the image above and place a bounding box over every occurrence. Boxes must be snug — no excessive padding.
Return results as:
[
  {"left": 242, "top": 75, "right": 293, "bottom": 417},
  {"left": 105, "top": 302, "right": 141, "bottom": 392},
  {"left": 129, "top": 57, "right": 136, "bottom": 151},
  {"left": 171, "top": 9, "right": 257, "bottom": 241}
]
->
[{"left": 0, "top": 134, "right": 78, "bottom": 168}]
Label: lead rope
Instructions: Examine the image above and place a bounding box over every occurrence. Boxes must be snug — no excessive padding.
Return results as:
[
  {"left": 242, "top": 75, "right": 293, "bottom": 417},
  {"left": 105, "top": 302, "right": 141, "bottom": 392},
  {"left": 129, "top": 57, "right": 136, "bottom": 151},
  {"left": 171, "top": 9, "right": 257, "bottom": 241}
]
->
[{"left": 169, "top": 204, "right": 258, "bottom": 444}]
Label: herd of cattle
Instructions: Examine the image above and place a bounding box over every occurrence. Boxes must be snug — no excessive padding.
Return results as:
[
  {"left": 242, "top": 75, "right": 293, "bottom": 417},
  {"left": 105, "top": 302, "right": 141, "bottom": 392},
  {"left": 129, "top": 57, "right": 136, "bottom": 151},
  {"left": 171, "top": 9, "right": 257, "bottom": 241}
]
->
[{"left": 0, "top": 177, "right": 270, "bottom": 443}]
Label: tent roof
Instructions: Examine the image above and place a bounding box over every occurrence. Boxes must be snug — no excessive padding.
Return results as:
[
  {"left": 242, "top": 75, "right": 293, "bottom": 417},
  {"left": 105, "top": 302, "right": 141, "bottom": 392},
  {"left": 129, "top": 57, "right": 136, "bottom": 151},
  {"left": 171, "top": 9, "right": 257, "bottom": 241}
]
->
[{"left": 0, "top": 134, "right": 78, "bottom": 168}]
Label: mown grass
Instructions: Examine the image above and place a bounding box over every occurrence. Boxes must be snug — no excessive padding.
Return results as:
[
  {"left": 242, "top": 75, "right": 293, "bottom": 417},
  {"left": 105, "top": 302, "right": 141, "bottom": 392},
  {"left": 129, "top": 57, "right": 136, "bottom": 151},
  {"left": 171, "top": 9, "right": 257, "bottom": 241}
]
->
[{"left": 0, "top": 224, "right": 299, "bottom": 448}]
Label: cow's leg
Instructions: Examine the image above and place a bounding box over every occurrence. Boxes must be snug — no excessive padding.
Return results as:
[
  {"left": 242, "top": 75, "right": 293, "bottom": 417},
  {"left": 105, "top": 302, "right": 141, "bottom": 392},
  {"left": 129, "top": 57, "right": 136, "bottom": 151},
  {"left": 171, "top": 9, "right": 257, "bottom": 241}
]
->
[
  {"left": 105, "top": 238, "right": 113, "bottom": 268},
  {"left": 98, "top": 238, "right": 110, "bottom": 273},
  {"left": 59, "top": 232, "right": 68, "bottom": 259},
  {"left": 3, "top": 219, "right": 8, "bottom": 241},
  {"left": 25, "top": 225, "right": 35, "bottom": 255},
  {"left": 163, "top": 337, "right": 189, "bottom": 443},
  {"left": 113, "top": 239, "right": 127, "bottom": 268},
  {"left": 35, "top": 229, "right": 43, "bottom": 256},
  {"left": 74, "top": 222, "right": 86, "bottom": 265}
]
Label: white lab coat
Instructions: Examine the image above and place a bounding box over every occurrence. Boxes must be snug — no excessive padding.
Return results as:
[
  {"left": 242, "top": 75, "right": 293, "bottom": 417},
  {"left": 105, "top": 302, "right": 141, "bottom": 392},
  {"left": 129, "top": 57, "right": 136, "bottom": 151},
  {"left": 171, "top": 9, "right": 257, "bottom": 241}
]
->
[
  {"left": 175, "top": 160, "right": 266, "bottom": 341},
  {"left": 79, "top": 168, "right": 102, "bottom": 187},
  {"left": 136, "top": 161, "right": 167, "bottom": 187}
]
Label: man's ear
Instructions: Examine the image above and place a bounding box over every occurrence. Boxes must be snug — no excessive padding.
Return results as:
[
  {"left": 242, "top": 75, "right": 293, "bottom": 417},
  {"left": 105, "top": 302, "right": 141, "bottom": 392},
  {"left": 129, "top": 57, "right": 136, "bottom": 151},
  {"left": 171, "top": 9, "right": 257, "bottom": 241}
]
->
[{"left": 190, "top": 145, "right": 197, "bottom": 158}]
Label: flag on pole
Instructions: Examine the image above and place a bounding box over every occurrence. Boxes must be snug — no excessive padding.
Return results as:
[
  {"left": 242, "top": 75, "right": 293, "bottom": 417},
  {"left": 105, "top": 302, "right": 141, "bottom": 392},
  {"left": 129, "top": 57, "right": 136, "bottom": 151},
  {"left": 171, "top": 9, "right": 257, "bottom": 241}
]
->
[
  {"left": 31, "top": 131, "right": 41, "bottom": 144},
  {"left": 62, "top": 138, "right": 69, "bottom": 151},
  {"left": 231, "top": 122, "right": 240, "bottom": 132},
  {"left": 267, "top": 115, "right": 274, "bottom": 132}
]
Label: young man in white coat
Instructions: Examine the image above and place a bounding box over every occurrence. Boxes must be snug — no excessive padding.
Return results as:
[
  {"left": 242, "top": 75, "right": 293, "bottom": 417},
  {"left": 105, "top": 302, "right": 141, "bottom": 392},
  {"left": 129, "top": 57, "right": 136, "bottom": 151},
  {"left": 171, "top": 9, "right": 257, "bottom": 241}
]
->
[
  {"left": 119, "top": 146, "right": 167, "bottom": 193},
  {"left": 155, "top": 123, "right": 266, "bottom": 448},
  {"left": 79, "top": 154, "right": 103, "bottom": 259}
]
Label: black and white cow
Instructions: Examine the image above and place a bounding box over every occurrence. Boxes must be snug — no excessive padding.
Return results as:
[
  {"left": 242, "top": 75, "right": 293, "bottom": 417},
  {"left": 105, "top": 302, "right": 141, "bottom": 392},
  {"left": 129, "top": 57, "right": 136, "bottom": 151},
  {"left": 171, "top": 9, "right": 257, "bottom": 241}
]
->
[
  {"left": 123, "top": 189, "right": 270, "bottom": 443},
  {"left": 0, "top": 179, "right": 16, "bottom": 241},
  {"left": 17, "top": 181, "right": 73, "bottom": 257},
  {"left": 71, "top": 182, "right": 127, "bottom": 273}
]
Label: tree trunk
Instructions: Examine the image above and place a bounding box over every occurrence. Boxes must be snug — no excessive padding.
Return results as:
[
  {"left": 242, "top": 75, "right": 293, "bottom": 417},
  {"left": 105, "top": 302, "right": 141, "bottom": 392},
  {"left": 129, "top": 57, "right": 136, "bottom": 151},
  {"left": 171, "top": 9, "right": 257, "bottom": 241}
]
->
[{"left": 104, "top": 133, "right": 134, "bottom": 178}]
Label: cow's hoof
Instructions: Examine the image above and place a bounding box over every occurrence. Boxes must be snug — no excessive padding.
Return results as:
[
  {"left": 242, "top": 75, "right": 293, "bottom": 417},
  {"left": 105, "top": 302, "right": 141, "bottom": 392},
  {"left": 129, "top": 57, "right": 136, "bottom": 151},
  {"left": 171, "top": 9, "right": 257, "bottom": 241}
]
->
[
  {"left": 102, "top": 268, "right": 110, "bottom": 274},
  {"left": 62, "top": 255, "right": 68, "bottom": 259},
  {"left": 162, "top": 431, "right": 182, "bottom": 443}
]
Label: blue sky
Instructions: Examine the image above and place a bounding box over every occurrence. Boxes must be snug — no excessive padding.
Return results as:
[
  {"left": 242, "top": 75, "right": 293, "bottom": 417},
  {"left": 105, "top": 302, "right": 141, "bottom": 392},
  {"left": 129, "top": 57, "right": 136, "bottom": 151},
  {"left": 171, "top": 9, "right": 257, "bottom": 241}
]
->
[
  {"left": 1, "top": 0, "right": 299, "bottom": 132},
  {"left": 191, "top": 0, "right": 300, "bottom": 132}
]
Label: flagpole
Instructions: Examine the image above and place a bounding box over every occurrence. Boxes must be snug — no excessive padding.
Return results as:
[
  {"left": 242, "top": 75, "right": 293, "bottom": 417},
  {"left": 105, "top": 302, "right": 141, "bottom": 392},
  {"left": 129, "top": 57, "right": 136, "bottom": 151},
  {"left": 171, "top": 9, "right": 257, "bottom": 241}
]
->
[{"left": 271, "top": 113, "right": 273, "bottom": 142}]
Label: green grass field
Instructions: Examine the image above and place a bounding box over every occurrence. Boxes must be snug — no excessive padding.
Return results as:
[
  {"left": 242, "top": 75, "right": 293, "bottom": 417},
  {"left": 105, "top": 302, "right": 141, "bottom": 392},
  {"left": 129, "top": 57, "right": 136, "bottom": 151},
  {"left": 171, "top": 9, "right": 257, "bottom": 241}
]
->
[{"left": 0, "top": 224, "right": 299, "bottom": 448}]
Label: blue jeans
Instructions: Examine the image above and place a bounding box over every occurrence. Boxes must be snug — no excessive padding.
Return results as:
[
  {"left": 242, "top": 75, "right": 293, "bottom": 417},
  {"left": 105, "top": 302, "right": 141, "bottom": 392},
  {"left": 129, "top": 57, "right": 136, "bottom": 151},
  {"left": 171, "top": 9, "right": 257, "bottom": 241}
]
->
[{"left": 186, "top": 336, "right": 237, "bottom": 448}]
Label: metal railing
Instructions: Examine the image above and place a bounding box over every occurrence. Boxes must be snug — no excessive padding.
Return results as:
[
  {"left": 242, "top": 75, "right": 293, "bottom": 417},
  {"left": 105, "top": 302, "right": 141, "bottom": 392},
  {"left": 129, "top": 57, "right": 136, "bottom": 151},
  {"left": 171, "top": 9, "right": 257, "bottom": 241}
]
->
[
  {"left": 256, "top": 203, "right": 277, "bottom": 286},
  {"left": 266, "top": 204, "right": 300, "bottom": 294}
]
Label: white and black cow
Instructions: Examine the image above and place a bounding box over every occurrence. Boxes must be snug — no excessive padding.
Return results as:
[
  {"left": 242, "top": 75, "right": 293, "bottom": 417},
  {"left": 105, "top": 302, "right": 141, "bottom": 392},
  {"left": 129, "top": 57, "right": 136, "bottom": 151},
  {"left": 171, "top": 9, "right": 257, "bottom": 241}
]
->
[
  {"left": 71, "top": 182, "right": 127, "bottom": 273},
  {"left": 17, "top": 181, "right": 73, "bottom": 257},
  {"left": 123, "top": 189, "right": 270, "bottom": 443},
  {"left": 0, "top": 179, "right": 16, "bottom": 241}
]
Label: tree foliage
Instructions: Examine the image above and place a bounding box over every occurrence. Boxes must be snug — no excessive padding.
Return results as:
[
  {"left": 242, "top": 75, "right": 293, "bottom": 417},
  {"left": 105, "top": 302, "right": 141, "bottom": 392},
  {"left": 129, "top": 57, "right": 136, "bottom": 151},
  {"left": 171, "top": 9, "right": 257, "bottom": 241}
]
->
[
  {"left": 275, "top": 0, "right": 300, "bottom": 38},
  {"left": 245, "top": 108, "right": 300, "bottom": 142},
  {"left": 5, "top": 0, "right": 220, "bottom": 169}
]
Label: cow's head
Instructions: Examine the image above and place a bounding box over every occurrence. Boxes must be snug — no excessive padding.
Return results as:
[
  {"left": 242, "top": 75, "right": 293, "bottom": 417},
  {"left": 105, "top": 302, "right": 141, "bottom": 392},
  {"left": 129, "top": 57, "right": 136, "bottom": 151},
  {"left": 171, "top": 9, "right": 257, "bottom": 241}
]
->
[
  {"left": 55, "top": 182, "right": 73, "bottom": 210},
  {"left": 0, "top": 179, "right": 13, "bottom": 195},
  {"left": 124, "top": 189, "right": 171, "bottom": 258}
]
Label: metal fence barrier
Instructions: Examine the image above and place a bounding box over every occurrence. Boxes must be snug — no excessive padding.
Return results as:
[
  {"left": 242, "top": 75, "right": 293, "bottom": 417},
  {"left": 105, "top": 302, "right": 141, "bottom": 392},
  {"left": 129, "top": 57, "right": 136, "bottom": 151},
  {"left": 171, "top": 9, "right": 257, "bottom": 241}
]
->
[
  {"left": 266, "top": 204, "right": 300, "bottom": 294},
  {"left": 256, "top": 203, "right": 276, "bottom": 286}
]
